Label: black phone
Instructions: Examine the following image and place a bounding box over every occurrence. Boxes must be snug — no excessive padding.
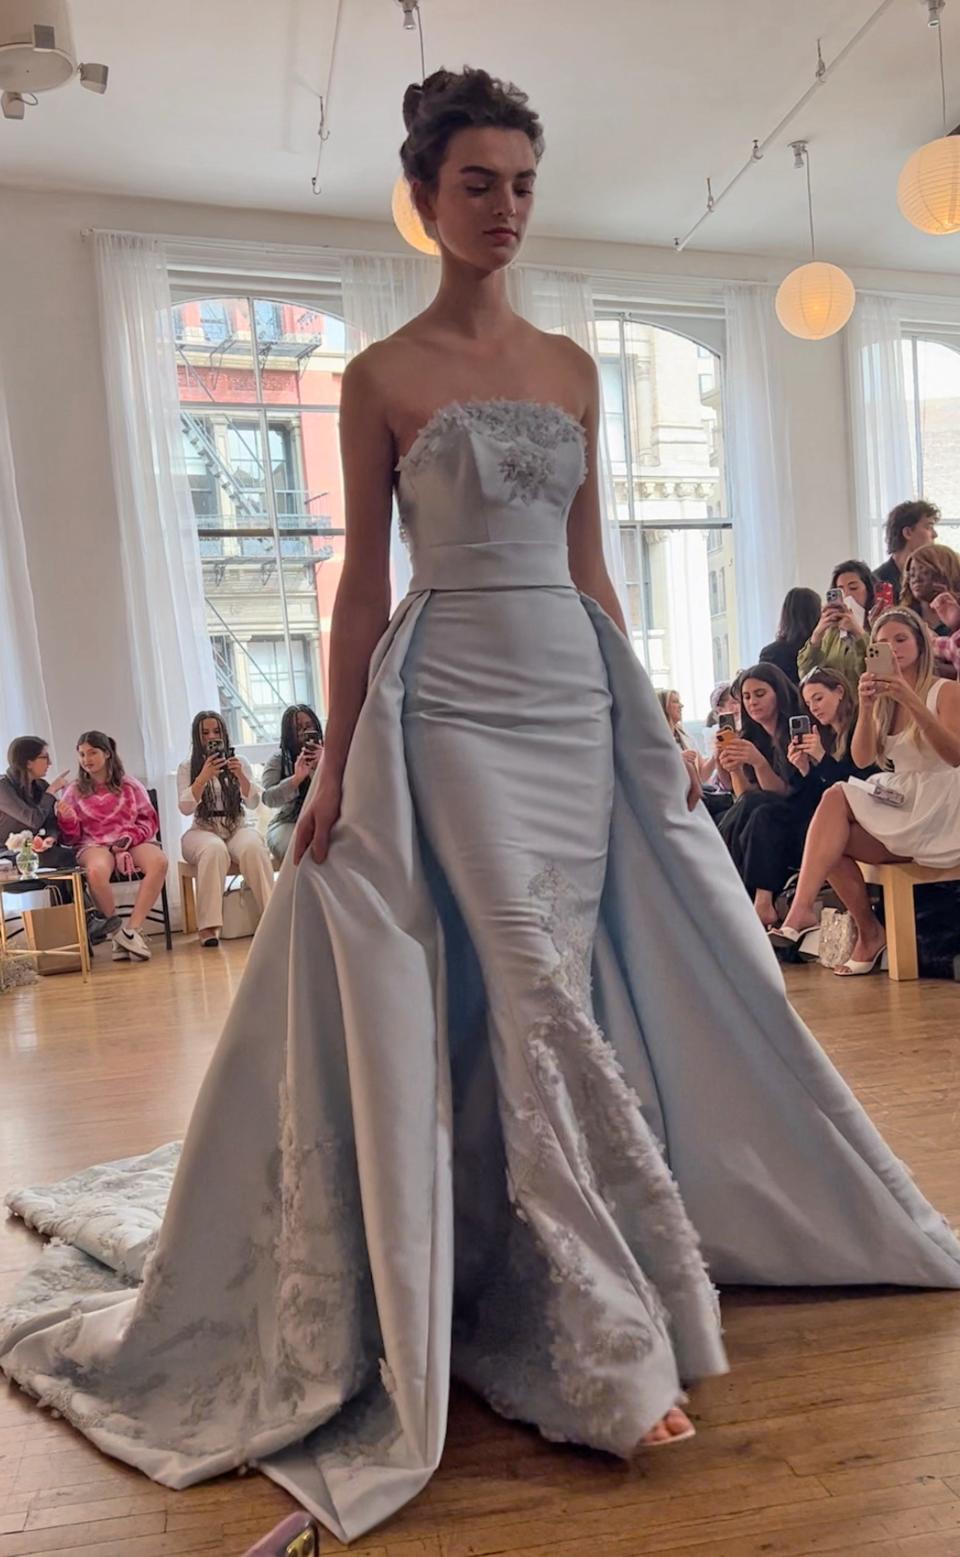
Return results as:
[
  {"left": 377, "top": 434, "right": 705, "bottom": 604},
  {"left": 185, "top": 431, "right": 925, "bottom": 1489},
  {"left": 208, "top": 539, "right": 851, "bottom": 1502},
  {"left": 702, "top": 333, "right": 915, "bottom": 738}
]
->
[
  {"left": 301, "top": 731, "right": 322, "bottom": 749},
  {"left": 789, "top": 716, "right": 812, "bottom": 740}
]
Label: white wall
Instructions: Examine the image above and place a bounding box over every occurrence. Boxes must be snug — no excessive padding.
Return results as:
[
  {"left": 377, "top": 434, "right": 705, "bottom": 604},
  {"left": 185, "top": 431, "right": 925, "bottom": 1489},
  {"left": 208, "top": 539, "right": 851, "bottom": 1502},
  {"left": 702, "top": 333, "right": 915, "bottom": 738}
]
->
[{"left": 0, "top": 182, "right": 956, "bottom": 771}]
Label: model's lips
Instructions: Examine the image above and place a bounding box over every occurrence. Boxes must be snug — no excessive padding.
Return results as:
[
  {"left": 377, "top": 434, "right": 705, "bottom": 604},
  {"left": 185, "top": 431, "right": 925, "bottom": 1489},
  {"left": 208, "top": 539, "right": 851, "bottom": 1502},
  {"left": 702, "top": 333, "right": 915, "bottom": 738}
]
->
[{"left": 484, "top": 227, "right": 518, "bottom": 239}]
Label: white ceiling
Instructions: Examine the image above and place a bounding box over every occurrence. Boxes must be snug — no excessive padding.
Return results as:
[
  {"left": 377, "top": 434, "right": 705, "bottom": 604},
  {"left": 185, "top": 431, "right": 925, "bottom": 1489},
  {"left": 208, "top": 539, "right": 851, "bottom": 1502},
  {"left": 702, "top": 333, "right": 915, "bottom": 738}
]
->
[{"left": 2, "top": 0, "right": 960, "bottom": 273}]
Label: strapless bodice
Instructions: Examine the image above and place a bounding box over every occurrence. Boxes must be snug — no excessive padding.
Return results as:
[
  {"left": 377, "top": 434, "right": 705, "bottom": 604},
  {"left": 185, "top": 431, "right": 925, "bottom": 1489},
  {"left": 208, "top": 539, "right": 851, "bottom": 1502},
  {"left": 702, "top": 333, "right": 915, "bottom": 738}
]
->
[{"left": 395, "top": 399, "right": 586, "bottom": 591}]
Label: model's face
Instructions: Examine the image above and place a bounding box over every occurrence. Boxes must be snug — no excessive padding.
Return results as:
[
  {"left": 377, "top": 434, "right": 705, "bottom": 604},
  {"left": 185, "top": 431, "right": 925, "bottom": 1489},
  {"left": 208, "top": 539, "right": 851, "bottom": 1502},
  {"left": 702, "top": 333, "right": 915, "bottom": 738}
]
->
[
  {"left": 200, "top": 717, "right": 222, "bottom": 749},
  {"left": 741, "top": 679, "right": 777, "bottom": 727},
  {"left": 666, "top": 691, "right": 683, "bottom": 723},
  {"left": 876, "top": 620, "right": 920, "bottom": 672},
  {"left": 77, "top": 742, "right": 107, "bottom": 778},
  {"left": 803, "top": 682, "right": 843, "bottom": 726},
  {"left": 906, "top": 553, "right": 949, "bottom": 604},
  {"left": 904, "top": 517, "right": 938, "bottom": 553},
  {"left": 418, "top": 126, "right": 537, "bottom": 270},
  {"left": 835, "top": 571, "right": 868, "bottom": 608},
  {"left": 26, "top": 747, "right": 51, "bottom": 780}
]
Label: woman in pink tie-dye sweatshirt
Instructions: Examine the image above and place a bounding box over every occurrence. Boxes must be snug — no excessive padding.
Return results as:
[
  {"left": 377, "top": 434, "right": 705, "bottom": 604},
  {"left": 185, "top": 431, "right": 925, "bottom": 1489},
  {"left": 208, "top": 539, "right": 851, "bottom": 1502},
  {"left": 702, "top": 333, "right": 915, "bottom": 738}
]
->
[{"left": 58, "top": 731, "right": 168, "bottom": 962}]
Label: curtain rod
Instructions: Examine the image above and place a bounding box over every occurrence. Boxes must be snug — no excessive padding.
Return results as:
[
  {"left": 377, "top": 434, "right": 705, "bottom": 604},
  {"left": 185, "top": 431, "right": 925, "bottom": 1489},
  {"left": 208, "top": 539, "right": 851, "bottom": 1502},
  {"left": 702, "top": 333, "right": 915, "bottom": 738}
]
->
[{"left": 79, "top": 227, "right": 960, "bottom": 308}]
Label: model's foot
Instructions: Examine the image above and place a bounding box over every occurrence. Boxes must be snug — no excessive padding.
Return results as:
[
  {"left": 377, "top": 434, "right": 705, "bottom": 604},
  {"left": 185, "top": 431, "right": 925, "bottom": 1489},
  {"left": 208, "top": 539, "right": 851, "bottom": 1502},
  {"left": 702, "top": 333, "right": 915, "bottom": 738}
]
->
[{"left": 640, "top": 1406, "right": 694, "bottom": 1445}]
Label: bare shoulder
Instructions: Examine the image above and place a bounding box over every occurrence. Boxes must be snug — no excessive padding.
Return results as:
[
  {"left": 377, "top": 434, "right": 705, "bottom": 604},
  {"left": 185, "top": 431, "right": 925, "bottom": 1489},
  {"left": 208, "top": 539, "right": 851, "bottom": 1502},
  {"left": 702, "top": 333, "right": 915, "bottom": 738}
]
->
[
  {"left": 535, "top": 328, "right": 597, "bottom": 411},
  {"left": 936, "top": 676, "right": 960, "bottom": 709}
]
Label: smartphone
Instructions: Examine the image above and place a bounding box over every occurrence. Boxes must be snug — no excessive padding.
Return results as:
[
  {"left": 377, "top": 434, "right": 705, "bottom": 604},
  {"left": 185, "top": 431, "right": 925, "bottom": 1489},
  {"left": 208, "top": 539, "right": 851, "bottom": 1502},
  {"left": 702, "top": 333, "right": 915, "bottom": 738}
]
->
[
  {"left": 875, "top": 581, "right": 894, "bottom": 610},
  {"left": 301, "top": 731, "right": 322, "bottom": 749},
  {"left": 206, "top": 740, "right": 224, "bottom": 757},
  {"left": 715, "top": 712, "right": 737, "bottom": 746},
  {"left": 789, "top": 715, "right": 812, "bottom": 740},
  {"left": 825, "top": 587, "right": 844, "bottom": 607},
  {"left": 242, "top": 1513, "right": 319, "bottom": 1556},
  {"left": 867, "top": 641, "right": 897, "bottom": 678}
]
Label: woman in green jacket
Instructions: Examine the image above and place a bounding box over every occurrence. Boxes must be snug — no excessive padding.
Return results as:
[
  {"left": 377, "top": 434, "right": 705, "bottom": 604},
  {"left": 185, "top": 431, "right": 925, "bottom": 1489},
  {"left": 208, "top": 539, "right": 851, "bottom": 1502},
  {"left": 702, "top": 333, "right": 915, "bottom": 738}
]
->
[{"left": 797, "top": 560, "right": 878, "bottom": 685}]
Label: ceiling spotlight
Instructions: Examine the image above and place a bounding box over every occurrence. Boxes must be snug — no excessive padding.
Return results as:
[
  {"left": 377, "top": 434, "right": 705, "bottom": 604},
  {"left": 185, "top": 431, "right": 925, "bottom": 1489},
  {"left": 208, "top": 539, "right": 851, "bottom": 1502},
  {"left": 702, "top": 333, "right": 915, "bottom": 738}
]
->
[
  {"left": 925, "top": 0, "right": 946, "bottom": 26},
  {"left": 0, "top": 1, "right": 109, "bottom": 120},
  {"left": 395, "top": 0, "right": 419, "bottom": 31}
]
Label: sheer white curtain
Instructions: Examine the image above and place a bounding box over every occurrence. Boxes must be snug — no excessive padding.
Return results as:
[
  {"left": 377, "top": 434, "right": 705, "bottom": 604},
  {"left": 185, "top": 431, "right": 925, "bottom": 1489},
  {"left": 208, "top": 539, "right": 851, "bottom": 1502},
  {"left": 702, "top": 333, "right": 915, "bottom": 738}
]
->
[
  {"left": 340, "top": 254, "right": 438, "bottom": 602},
  {"left": 723, "top": 283, "right": 796, "bottom": 665},
  {"left": 94, "top": 233, "right": 218, "bottom": 882},
  {"left": 845, "top": 293, "right": 912, "bottom": 566},
  {"left": 0, "top": 364, "right": 51, "bottom": 743},
  {"left": 509, "top": 265, "right": 629, "bottom": 613}
]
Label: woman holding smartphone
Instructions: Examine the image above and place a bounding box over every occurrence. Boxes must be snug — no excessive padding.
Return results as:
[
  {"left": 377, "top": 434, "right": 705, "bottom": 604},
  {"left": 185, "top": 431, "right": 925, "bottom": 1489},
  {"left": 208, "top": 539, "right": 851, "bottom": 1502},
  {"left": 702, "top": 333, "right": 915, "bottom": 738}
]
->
[
  {"left": 797, "top": 560, "right": 878, "bottom": 687},
  {"left": 178, "top": 711, "right": 274, "bottom": 947},
  {"left": 789, "top": 668, "right": 876, "bottom": 790},
  {"left": 716, "top": 664, "right": 817, "bottom": 927},
  {"left": 262, "top": 705, "right": 324, "bottom": 867},
  {"left": 777, "top": 609, "right": 960, "bottom": 973}
]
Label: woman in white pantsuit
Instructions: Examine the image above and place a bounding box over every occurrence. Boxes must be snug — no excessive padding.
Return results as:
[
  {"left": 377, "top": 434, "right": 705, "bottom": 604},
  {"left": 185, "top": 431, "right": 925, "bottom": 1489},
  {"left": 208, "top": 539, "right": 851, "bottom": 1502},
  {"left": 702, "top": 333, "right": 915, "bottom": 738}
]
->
[{"left": 178, "top": 711, "right": 274, "bottom": 947}]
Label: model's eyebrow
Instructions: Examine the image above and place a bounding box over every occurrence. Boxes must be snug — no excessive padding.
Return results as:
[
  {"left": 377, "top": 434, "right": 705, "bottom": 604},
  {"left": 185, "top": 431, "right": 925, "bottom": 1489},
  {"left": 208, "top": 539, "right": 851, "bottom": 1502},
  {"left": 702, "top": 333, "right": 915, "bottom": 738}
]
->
[{"left": 458, "top": 164, "right": 537, "bottom": 180}]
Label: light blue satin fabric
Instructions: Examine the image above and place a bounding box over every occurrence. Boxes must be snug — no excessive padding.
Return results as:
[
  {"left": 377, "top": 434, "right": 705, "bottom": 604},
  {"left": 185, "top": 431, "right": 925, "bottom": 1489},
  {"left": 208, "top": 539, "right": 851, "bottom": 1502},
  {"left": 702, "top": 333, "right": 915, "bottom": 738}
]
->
[{"left": 2, "top": 400, "right": 958, "bottom": 1547}]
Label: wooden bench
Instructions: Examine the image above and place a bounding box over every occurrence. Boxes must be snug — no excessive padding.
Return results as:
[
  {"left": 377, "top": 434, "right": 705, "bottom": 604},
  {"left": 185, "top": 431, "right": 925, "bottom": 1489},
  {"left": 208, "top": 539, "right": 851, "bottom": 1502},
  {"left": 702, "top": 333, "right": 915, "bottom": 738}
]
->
[{"left": 858, "top": 861, "right": 960, "bottom": 981}]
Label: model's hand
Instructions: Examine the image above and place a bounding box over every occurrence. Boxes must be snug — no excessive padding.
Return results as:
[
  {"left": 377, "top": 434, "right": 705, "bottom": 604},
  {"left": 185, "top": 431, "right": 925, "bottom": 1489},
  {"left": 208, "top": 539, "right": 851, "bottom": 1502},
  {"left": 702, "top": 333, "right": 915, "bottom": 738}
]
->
[{"left": 294, "top": 771, "right": 343, "bottom": 865}]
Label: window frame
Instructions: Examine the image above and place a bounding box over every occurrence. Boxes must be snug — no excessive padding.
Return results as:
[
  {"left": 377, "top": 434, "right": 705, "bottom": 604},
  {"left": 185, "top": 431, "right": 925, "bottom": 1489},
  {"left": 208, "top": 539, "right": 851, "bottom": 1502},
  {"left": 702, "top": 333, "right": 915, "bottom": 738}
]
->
[
  {"left": 902, "top": 328, "right": 960, "bottom": 526},
  {"left": 174, "top": 292, "right": 347, "bottom": 753}
]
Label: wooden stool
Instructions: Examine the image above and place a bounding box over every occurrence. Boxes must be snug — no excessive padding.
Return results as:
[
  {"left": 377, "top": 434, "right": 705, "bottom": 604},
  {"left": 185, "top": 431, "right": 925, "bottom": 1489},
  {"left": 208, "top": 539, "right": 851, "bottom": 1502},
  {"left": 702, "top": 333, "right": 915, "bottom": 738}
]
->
[
  {"left": 858, "top": 861, "right": 960, "bottom": 981},
  {"left": 178, "top": 861, "right": 199, "bottom": 935}
]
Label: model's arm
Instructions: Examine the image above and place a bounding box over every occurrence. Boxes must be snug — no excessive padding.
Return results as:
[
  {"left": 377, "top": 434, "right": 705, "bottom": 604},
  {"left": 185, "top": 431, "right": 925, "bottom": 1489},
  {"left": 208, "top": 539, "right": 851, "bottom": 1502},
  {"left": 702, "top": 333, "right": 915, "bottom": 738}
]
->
[
  {"left": 295, "top": 353, "right": 394, "bottom": 865},
  {"left": 566, "top": 350, "right": 628, "bottom": 636}
]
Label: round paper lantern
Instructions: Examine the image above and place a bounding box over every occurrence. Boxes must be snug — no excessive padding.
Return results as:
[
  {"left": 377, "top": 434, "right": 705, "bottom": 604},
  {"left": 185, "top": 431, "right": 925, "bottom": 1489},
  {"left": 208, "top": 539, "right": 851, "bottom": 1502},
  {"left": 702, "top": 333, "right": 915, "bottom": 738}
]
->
[
  {"left": 775, "top": 261, "right": 856, "bottom": 340},
  {"left": 391, "top": 175, "right": 439, "bottom": 257},
  {"left": 897, "top": 136, "right": 960, "bottom": 235}
]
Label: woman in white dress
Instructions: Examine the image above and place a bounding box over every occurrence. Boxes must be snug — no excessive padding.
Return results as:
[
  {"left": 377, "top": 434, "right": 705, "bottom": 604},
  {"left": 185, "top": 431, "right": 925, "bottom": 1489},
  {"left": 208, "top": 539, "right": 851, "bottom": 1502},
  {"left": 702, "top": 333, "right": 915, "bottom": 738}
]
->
[
  {"left": 3, "top": 70, "right": 960, "bottom": 1550},
  {"left": 777, "top": 608, "right": 960, "bottom": 973}
]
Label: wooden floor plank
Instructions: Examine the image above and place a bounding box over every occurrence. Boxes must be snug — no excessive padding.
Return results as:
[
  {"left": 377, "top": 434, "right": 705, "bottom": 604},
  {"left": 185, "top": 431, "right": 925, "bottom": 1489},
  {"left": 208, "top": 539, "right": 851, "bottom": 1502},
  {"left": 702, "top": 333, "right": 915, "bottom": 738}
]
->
[{"left": 1, "top": 942, "right": 959, "bottom": 1555}]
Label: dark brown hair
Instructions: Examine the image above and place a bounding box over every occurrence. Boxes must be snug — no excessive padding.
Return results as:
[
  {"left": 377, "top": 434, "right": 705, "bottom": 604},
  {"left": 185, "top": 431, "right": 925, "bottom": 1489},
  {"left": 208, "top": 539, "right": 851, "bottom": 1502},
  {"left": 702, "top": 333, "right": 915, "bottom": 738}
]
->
[
  {"left": 885, "top": 499, "right": 939, "bottom": 556},
  {"left": 736, "top": 663, "right": 805, "bottom": 783},
  {"left": 76, "top": 730, "right": 125, "bottom": 795},
  {"left": 6, "top": 736, "right": 48, "bottom": 793},
  {"left": 776, "top": 587, "right": 821, "bottom": 650},
  {"left": 400, "top": 67, "right": 544, "bottom": 188},
  {"left": 189, "top": 709, "right": 242, "bottom": 830},
  {"left": 799, "top": 667, "right": 856, "bottom": 760}
]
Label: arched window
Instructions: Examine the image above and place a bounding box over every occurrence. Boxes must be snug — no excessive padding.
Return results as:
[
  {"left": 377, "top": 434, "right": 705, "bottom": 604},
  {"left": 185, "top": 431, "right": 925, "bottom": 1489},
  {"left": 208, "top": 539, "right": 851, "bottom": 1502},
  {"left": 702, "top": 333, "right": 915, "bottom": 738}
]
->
[
  {"left": 597, "top": 315, "right": 732, "bottom": 736},
  {"left": 173, "top": 296, "right": 347, "bottom": 750},
  {"left": 902, "top": 333, "right": 960, "bottom": 554}
]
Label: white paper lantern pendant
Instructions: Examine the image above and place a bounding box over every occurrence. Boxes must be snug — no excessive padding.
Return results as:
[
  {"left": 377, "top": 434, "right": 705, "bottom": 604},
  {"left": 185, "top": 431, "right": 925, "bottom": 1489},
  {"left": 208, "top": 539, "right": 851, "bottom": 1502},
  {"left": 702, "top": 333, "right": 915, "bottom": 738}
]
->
[
  {"left": 391, "top": 175, "right": 439, "bottom": 257},
  {"left": 898, "top": 13, "right": 960, "bottom": 236},
  {"left": 775, "top": 142, "right": 855, "bottom": 341}
]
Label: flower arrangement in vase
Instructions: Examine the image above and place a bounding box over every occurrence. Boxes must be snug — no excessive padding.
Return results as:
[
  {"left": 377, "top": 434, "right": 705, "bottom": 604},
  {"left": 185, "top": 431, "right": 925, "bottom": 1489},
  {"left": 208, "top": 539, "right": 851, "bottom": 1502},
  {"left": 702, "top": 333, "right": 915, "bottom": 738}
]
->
[{"left": 4, "top": 831, "right": 55, "bottom": 880}]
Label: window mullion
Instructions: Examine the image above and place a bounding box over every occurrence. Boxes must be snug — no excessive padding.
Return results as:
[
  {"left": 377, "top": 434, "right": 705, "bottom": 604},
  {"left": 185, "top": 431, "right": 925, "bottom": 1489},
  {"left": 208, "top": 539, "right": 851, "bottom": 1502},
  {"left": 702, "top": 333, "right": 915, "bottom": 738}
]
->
[
  {"left": 260, "top": 404, "right": 297, "bottom": 699},
  {"left": 911, "top": 334, "right": 924, "bottom": 495}
]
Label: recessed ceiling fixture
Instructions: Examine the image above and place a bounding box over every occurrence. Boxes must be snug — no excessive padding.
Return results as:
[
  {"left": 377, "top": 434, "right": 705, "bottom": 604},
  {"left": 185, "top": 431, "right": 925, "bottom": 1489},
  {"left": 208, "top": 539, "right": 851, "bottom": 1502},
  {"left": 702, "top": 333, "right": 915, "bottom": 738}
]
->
[
  {"left": 775, "top": 142, "right": 856, "bottom": 341},
  {"left": 0, "top": 0, "right": 108, "bottom": 122},
  {"left": 898, "top": 0, "right": 960, "bottom": 234}
]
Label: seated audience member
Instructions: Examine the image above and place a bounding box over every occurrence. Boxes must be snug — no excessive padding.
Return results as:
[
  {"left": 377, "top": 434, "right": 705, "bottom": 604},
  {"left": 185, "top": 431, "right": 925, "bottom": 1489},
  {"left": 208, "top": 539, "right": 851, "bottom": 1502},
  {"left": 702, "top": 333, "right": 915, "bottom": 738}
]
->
[
  {"left": 57, "top": 731, "right": 168, "bottom": 963},
  {"left": 759, "top": 588, "right": 821, "bottom": 685},
  {"left": 791, "top": 668, "right": 877, "bottom": 788},
  {"left": 262, "top": 705, "right": 324, "bottom": 868},
  {"left": 776, "top": 609, "right": 960, "bottom": 974},
  {"left": 874, "top": 499, "right": 939, "bottom": 598},
  {"left": 700, "top": 681, "right": 740, "bottom": 791},
  {"left": 717, "top": 664, "right": 817, "bottom": 928},
  {"left": 798, "top": 561, "right": 878, "bottom": 685},
  {"left": 178, "top": 711, "right": 274, "bottom": 949},
  {"left": 930, "top": 586, "right": 960, "bottom": 679},
  {"left": 0, "top": 737, "right": 73, "bottom": 866},
  {"left": 899, "top": 542, "right": 960, "bottom": 643},
  {"left": 657, "top": 689, "right": 696, "bottom": 752}
]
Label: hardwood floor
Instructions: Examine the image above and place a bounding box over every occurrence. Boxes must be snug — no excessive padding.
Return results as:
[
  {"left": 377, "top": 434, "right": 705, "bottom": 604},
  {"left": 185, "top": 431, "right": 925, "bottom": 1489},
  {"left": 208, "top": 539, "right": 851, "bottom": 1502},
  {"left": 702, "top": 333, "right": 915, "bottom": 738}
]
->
[{"left": 1, "top": 941, "right": 959, "bottom": 1556}]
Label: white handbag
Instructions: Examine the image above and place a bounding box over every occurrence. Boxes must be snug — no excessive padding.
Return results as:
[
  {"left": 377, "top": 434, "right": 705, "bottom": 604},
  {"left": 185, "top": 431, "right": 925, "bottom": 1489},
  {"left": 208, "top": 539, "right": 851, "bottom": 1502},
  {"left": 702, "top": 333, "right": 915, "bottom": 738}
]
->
[
  {"left": 818, "top": 907, "right": 857, "bottom": 969},
  {"left": 220, "top": 884, "right": 262, "bottom": 940}
]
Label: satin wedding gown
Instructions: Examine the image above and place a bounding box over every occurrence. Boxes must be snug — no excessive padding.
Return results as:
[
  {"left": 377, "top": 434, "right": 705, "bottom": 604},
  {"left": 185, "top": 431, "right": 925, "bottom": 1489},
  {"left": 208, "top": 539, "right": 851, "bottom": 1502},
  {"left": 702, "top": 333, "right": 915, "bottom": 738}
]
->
[{"left": 3, "top": 399, "right": 960, "bottom": 1546}]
